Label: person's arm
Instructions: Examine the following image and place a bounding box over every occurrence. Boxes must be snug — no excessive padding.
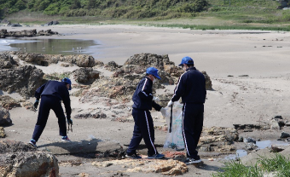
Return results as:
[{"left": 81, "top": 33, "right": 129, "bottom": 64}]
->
[
  {"left": 138, "top": 78, "right": 153, "bottom": 101},
  {"left": 62, "top": 88, "right": 71, "bottom": 119},
  {"left": 171, "top": 73, "right": 186, "bottom": 102},
  {"left": 152, "top": 101, "right": 162, "bottom": 111},
  {"left": 34, "top": 82, "right": 47, "bottom": 100}
]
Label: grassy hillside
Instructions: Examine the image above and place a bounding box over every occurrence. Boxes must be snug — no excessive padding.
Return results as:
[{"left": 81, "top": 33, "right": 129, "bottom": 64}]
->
[
  {"left": 0, "top": 0, "right": 209, "bottom": 19},
  {"left": 2, "top": 0, "right": 290, "bottom": 31}
]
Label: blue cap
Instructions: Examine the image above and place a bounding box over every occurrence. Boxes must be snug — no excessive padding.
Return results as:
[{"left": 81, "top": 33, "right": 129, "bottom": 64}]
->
[
  {"left": 146, "top": 67, "right": 161, "bottom": 80},
  {"left": 179, "top": 56, "right": 194, "bottom": 66},
  {"left": 61, "top": 77, "right": 72, "bottom": 90}
]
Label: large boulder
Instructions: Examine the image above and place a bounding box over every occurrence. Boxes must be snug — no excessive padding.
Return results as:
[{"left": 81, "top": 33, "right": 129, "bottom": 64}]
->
[
  {"left": 73, "top": 68, "right": 100, "bottom": 84},
  {"left": 113, "top": 53, "right": 177, "bottom": 85},
  {"left": 0, "top": 106, "right": 12, "bottom": 126},
  {"left": 0, "top": 140, "right": 59, "bottom": 177},
  {"left": 0, "top": 64, "right": 44, "bottom": 97}
]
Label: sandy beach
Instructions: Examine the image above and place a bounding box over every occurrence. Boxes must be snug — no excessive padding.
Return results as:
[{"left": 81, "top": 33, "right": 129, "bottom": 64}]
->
[{"left": 1, "top": 24, "right": 290, "bottom": 176}]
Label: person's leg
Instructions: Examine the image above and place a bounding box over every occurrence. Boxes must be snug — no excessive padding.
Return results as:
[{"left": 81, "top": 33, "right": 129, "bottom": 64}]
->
[
  {"left": 192, "top": 105, "right": 204, "bottom": 158},
  {"left": 51, "top": 99, "right": 67, "bottom": 137},
  {"left": 138, "top": 110, "right": 158, "bottom": 156},
  {"left": 127, "top": 109, "right": 143, "bottom": 155},
  {"left": 32, "top": 96, "right": 51, "bottom": 142},
  {"left": 182, "top": 104, "right": 204, "bottom": 159}
]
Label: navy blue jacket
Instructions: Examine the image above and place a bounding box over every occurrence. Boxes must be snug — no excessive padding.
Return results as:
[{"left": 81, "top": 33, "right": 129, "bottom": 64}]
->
[
  {"left": 172, "top": 67, "right": 206, "bottom": 104},
  {"left": 35, "top": 80, "right": 71, "bottom": 118},
  {"left": 132, "top": 77, "right": 162, "bottom": 111}
]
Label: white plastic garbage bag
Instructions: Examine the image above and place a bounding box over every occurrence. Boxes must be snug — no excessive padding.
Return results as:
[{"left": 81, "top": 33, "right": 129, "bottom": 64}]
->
[{"left": 161, "top": 102, "right": 185, "bottom": 151}]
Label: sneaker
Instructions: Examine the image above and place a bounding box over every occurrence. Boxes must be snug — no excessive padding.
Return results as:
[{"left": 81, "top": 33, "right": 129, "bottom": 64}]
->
[
  {"left": 28, "top": 139, "right": 37, "bottom": 148},
  {"left": 62, "top": 136, "right": 71, "bottom": 142},
  {"left": 125, "top": 153, "right": 142, "bottom": 159},
  {"left": 184, "top": 157, "right": 202, "bottom": 165},
  {"left": 147, "top": 153, "right": 165, "bottom": 159}
]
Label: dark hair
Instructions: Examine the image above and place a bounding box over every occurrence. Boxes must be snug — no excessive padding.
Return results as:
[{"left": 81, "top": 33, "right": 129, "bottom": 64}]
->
[{"left": 186, "top": 64, "right": 194, "bottom": 67}]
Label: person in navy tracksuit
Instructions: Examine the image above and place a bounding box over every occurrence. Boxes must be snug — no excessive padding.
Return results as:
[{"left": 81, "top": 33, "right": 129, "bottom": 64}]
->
[
  {"left": 126, "top": 67, "right": 165, "bottom": 159},
  {"left": 168, "top": 56, "right": 206, "bottom": 164},
  {"left": 29, "top": 78, "right": 73, "bottom": 148}
]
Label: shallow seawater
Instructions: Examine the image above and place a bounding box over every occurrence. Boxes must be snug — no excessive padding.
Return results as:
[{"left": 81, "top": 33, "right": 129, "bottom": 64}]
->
[{"left": 0, "top": 38, "right": 99, "bottom": 55}]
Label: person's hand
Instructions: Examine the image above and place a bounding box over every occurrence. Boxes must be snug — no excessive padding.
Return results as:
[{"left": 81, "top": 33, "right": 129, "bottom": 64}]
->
[
  {"left": 167, "top": 100, "right": 173, "bottom": 107},
  {"left": 153, "top": 97, "right": 160, "bottom": 102},
  {"left": 67, "top": 118, "right": 73, "bottom": 125},
  {"left": 33, "top": 100, "right": 39, "bottom": 109}
]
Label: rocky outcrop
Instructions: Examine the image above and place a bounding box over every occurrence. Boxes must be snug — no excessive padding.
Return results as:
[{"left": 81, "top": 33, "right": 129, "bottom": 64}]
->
[
  {"left": 198, "top": 126, "right": 239, "bottom": 152},
  {"left": 112, "top": 53, "right": 178, "bottom": 85},
  {"left": 0, "top": 95, "right": 21, "bottom": 110},
  {"left": 92, "top": 159, "right": 188, "bottom": 176},
  {"left": 10, "top": 52, "right": 96, "bottom": 67},
  {"left": 0, "top": 53, "right": 18, "bottom": 68},
  {"left": 0, "top": 140, "right": 59, "bottom": 177},
  {"left": 0, "top": 64, "right": 44, "bottom": 97},
  {"left": 0, "top": 29, "right": 58, "bottom": 38},
  {"left": 0, "top": 106, "right": 12, "bottom": 126},
  {"left": 73, "top": 68, "right": 100, "bottom": 84}
]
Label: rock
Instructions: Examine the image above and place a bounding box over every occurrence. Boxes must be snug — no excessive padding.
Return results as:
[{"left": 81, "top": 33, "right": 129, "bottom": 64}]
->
[
  {"left": 0, "top": 106, "right": 12, "bottom": 126},
  {"left": 21, "top": 101, "right": 34, "bottom": 110},
  {"left": 37, "top": 29, "right": 58, "bottom": 36},
  {"left": 13, "top": 52, "right": 95, "bottom": 67},
  {"left": 105, "top": 61, "right": 120, "bottom": 71},
  {"left": 244, "top": 137, "right": 256, "bottom": 144},
  {"left": 0, "top": 95, "right": 21, "bottom": 110},
  {"left": 280, "top": 132, "right": 290, "bottom": 138},
  {"left": 44, "top": 21, "right": 59, "bottom": 26},
  {"left": 245, "top": 142, "right": 257, "bottom": 150},
  {"left": 270, "top": 119, "right": 280, "bottom": 130},
  {"left": 73, "top": 68, "right": 100, "bottom": 84},
  {"left": 0, "top": 127, "right": 5, "bottom": 138},
  {"left": 0, "top": 53, "right": 17, "bottom": 68},
  {"left": 279, "top": 146, "right": 290, "bottom": 159},
  {"left": 0, "top": 29, "right": 39, "bottom": 38},
  {"left": 201, "top": 71, "right": 212, "bottom": 90},
  {"left": 75, "top": 55, "right": 95, "bottom": 67},
  {"left": 271, "top": 144, "right": 289, "bottom": 152},
  {"left": 241, "top": 148, "right": 275, "bottom": 166},
  {"left": 0, "top": 140, "right": 59, "bottom": 177},
  {"left": 199, "top": 127, "right": 238, "bottom": 152},
  {"left": 109, "top": 173, "right": 129, "bottom": 177},
  {"left": 0, "top": 64, "right": 45, "bottom": 97},
  {"left": 92, "top": 159, "right": 188, "bottom": 176},
  {"left": 37, "top": 140, "right": 122, "bottom": 156},
  {"left": 79, "top": 172, "right": 90, "bottom": 177}
]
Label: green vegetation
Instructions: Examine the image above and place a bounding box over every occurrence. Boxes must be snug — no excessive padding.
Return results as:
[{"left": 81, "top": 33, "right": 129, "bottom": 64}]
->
[
  {"left": 0, "top": 0, "right": 209, "bottom": 19},
  {"left": 212, "top": 154, "right": 290, "bottom": 177},
  {"left": 1, "top": 0, "right": 290, "bottom": 31}
]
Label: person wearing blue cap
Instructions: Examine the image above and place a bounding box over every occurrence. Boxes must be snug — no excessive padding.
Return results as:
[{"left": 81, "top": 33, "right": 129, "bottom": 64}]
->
[
  {"left": 126, "top": 67, "right": 166, "bottom": 159},
  {"left": 28, "top": 78, "right": 73, "bottom": 148},
  {"left": 167, "top": 56, "right": 206, "bottom": 164}
]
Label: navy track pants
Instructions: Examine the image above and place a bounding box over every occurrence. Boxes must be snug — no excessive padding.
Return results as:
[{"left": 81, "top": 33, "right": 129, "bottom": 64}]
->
[
  {"left": 127, "top": 109, "right": 158, "bottom": 156},
  {"left": 182, "top": 103, "right": 204, "bottom": 159},
  {"left": 32, "top": 96, "right": 67, "bottom": 142}
]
